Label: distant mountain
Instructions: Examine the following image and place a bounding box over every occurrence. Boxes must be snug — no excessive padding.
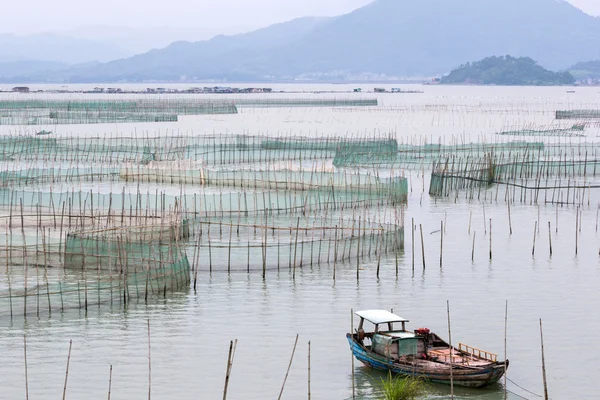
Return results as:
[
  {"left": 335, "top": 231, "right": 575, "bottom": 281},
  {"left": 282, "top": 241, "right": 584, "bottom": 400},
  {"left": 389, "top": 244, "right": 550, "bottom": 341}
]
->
[
  {"left": 8, "top": 0, "right": 600, "bottom": 82},
  {"left": 55, "top": 16, "right": 333, "bottom": 82},
  {"left": 0, "top": 61, "right": 103, "bottom": 83},
  {"left": 54, "top": 26, "right": 223, "bottom": 54},
  {"left": 0, "top": 33, "right": 128, "bottom": 64},
  {"left": 569, "top": 60, "right": 600, "bottom": 81},
  {"left": 440, "top": 56, "right": 575, "bottom": 85},
  {"left": 0, "top": 61, "right": 67, "bottom": 78}
]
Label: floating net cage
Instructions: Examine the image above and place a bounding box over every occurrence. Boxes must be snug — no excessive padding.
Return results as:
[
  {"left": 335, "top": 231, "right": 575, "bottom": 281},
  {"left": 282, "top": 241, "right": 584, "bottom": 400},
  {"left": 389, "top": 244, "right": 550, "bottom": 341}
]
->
[
  {"left": 185, "top": 213, "right": 404, "bottom": 273},
  {"left": 556, "top": 110, "right": 600, "bottom": 120},
  {"left": 231, "top": 98, "right": 378, "bottom": 108},
  {"left": 0, "top": 99, "right": 238, "bottom": 125},
  {"left": 1, "top": 133, "right": 585, "bottom": 171},
  {"left": 496, "top": 124, "right": 586, "bottom": 137},
  {"left": 429, "top": 149, "right": 600, "bottom": 205},
  {"left": 0, "top": 129, "right": 412, "bottom": 320},
  {"left": 0, "top": 220, "right": 190, "bottom": 319},
  {"left": 0, "top": 97, "right": 379, "bottom": 126},
  {"left": 0, "top": 134, "right": 398, "bottom": 165},
  {"left": 0, "top": 182, "right": 407, "bottom": 222}
]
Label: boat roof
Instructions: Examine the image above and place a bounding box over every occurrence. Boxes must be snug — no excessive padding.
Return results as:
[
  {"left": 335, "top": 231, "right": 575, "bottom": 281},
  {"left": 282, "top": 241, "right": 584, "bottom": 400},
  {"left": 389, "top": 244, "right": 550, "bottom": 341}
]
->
[
  {"left": 382, "top": 331, "right": 418, "bottom": 339},
  {"left": 355, "top": 310, "right": 409, "bottom": 325}
]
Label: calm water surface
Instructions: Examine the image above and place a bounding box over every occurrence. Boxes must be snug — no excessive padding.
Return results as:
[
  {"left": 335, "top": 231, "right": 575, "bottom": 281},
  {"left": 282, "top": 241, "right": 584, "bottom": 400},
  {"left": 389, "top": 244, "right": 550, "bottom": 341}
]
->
[{"left": 1, "top": 85, "right": 600, "bottom": 399}]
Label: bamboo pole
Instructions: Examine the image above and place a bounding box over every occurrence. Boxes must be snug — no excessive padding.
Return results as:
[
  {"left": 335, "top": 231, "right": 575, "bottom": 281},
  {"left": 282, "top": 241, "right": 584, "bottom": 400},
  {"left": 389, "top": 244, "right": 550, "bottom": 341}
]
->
[
  {"left": 356, "top": 219, "right": 361, "bottom": 282},
  {"left": 411, "top": 218, "right": 415, "bottom": 271},
  {"left": 148, "top": 319, "right": 151, "bottom": 400},
  {"left": 507, "top": 200, "right": 512, "bottom": 235},
  {"left": 351, "top": 309, "right": 355, "bottom": 400},
  {"left": 24, "top": 335, "right": 29, "bottom": 400},
  {"left": 420, "top": 224, "right": 425, "bottom": 270},
  {"left": 468, "top": 210, "right": 472, "bottom": 235},
  {"left": 548, "top": 222, "right": 553, "bottom": 256},
  {"left": 223, "top": 340, "right": 235, "bottom": 400},
  {"left": 504, "top": 300, "right": 508, "bottom": 400},
  {"left": 333, "top": 226, "right": 338, "bottom": 281},
  {"left": 447, "top": 300, "right": 454, "bottom": 399},
  {"left": 108, "top": 365, "right": 113, "bottom": 400},
  {"left": 540, "top": 319, "right": 549, "bottom": 400},
  {"left": 278, "top": 334, "right": 299, "bottom": 400},
  {"left": 575, "top": 207, "right": 579, "bottom": 255},
  {"left": 308, "top": 341, "right": 311, "bottom": 400},
  {"left": 293, "top": 217, "right": 300, "bottom": 280},
  {"left": 472, "top": 231, "right": 476, "bottom": 262},
  {"left": 62, "top": 340, "right": 73, "bottom": 400},
  {"left": 532, "top": 221, "right": 537, "bottom": 256},
  {"left": 440, "top": 220, "right": 444, "bottom": 268},
  {"left": 483, "top": 205, "right": 487, "bottom": 235},
  {"left": 489, "top": 219, "right": 492, "bottom": 260}
]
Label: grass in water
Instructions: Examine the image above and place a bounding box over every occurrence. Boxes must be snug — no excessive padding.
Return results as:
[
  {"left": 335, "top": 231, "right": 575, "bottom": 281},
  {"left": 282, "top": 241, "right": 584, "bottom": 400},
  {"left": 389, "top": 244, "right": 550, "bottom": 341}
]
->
[{"left": 379, "top": 372, "right": 425, "bottom": 400}]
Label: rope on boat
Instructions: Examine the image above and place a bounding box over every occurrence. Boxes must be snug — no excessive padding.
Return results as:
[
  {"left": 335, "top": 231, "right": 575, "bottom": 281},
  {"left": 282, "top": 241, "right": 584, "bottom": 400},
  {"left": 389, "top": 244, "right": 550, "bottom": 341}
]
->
[{"left": 507, "top": 377, "right": 543, "bottom": 398}]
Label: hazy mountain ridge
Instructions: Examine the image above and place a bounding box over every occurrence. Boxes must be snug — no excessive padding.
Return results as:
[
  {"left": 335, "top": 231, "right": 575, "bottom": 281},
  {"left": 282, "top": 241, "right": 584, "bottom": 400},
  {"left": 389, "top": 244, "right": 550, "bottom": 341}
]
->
[
  {"left": 4, "top": 0, "right": 600, "bottom": 82},
  {"left": 0, "top": 33, "right": 128, "bottom": 65}
]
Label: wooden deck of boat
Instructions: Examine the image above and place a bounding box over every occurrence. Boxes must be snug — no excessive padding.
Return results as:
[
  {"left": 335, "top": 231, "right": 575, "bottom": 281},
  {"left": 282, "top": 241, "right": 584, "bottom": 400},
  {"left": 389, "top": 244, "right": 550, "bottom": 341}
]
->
[{"left": 428, "top": 348, "right": 491, "bottom": 367}]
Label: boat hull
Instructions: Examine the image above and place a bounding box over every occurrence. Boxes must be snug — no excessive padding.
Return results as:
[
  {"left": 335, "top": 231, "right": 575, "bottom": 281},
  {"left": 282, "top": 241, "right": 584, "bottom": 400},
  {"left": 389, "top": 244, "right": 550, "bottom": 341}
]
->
[{"left": 347, "top": 334, "right": 507, "bottom": 388}]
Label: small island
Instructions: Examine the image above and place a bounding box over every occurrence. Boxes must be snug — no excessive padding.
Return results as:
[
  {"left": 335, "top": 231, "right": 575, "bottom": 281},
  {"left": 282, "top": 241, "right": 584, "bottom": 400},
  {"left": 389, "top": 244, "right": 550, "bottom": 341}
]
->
[{"left": 440, "top": 56, "right": 575, "bottom": 86}]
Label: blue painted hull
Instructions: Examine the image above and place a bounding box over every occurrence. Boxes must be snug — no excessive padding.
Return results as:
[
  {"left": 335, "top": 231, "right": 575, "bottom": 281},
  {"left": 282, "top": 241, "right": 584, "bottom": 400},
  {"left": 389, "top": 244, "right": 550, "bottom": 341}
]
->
[{"left": 347, "top": 334, "right": 507, "bottom": 388}]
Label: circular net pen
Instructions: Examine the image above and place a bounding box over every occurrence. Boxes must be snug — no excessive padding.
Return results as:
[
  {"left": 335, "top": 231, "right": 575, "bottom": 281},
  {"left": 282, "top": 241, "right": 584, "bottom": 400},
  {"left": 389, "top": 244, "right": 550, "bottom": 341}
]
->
[
  {"left": 0, "top": 222, "right": 190, "bottom": 320},
  {"left": 0, "top": 99, "right": 238, "bottom": 125},
  {"left": 183, "top": 214, "right": 404, "bottom": 274},
  {"left": 0, "top": 134, "right": 400, "bottom": 166},
  {"left": 429, "top": 151, "right": 600, "bottom": 206}
]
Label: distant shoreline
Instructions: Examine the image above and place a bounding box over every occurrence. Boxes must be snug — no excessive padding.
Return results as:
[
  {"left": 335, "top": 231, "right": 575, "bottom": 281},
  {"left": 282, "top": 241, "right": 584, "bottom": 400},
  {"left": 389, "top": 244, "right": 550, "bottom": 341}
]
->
[{"left": 0, "top": 87, "right": 426, "bottom": 95}]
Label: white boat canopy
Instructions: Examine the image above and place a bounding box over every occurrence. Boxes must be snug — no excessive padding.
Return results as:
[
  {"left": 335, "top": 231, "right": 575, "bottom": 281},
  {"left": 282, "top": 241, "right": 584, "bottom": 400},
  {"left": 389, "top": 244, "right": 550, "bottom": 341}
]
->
[{"left": 355, "top": 310, "right": 409, "bottom": 325}]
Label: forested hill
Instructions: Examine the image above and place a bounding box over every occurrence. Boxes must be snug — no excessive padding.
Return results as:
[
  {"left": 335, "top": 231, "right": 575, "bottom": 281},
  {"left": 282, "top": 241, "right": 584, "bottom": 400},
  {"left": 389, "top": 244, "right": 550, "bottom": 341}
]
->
[{"left": 440, "top": 56, "right": 576, "bottom": 86}]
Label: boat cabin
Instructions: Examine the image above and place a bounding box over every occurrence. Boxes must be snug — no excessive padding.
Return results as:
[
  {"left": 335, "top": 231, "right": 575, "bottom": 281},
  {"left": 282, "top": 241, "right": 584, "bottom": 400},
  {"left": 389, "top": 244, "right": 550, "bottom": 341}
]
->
[
  {"left": 356, "top": 309, "right": 409, "bottom": 332},
  {"left": 355, "top": 310, "right": 427, "bottom": 360}
]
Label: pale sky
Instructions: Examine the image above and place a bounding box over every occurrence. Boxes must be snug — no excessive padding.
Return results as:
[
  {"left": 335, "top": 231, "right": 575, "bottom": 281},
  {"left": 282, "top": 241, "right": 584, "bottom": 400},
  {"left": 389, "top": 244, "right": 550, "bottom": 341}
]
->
[{"left": 2, "top": 0, "right": 600, "bottom": 36}]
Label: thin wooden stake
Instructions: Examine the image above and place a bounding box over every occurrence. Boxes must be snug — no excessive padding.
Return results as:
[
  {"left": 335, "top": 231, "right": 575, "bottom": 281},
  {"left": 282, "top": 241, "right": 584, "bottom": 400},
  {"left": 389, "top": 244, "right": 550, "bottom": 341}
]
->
[
  {"left": 419, "top": 224, "right": 425, "bottom": 270},
  {"left": 356, "top": 219, "right": 361, "bottom": 282},
  {"left": 468, "top": 210, "right": 472, "bottom": 234},
  {"left": 504, "top": 301, "right": 508, "bottom": 400},
  {"left": 447, "top": 300, "right": 454, "bottom": 399},
  {"left": 532, "top": 221, "right": 537, "bottom": 256},
  {"left": 278, "top": 334, "right": 299, "bottom": 400},
  {"left": 471, "top": 231, "right": 476, "bottom": 262},
  {"left": 24, "top": 335, "right": 29, "bottom": 400},
  {"left": 62, "top": 340, "right": 73, "bottom": 400},
  {"left": 223, "top": 340, "right": 234, "bottom": 400},
  {"left": 548, "top": 222, "right": 553, "bottom": 256},
  {"left": 575, "top": 207, "right": 579, "bottom": 255},
  {"left": 489, "top": 219, "right": 493, "bottom": 260},
  {"left": 411, "top": 218, "right": 415, "bottom": 270},
  {"left": 351, "top": 309, "right": 355, "bottom": 399},
  {"left": 108, "top": 365, "right": 113, "bottom": 400},
  {"left": 148, "top": 319, "right": 151, "bottom": 400},
  {"left": 308, "top": 341, "right": 311, "bottom": 400},
  {"left": 440, "top": 220, "right": 444, "bottom": 268},
  {"left": 540, "top": 319, "right": 549, "bottom": 400},
  {"left": 507, "top": 200, "right": 513, "bottom": 235}
]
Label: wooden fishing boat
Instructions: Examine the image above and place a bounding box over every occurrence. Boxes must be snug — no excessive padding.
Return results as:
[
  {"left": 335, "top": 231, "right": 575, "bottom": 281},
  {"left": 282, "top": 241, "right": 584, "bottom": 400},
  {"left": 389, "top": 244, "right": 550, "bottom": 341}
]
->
[{"left": 347, "top": 310, "right": 508, "bottom": 388}]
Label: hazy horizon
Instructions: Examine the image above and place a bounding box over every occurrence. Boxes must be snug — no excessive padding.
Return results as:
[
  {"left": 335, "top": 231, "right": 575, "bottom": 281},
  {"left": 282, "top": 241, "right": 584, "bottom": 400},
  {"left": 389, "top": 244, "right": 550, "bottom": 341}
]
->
[
  {"left": 3, "top": 0, "right": 371, "bottom": 37},
  {"left": 3, "top": 0, "right": 599, "bottom": 39}
]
